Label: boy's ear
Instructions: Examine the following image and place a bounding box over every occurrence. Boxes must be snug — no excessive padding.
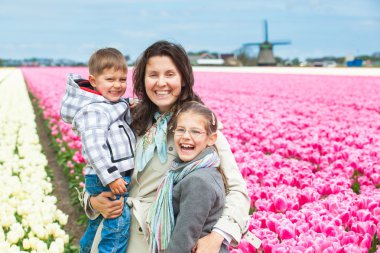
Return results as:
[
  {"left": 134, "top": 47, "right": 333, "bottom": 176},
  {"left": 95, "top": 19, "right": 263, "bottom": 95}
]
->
[
  {"left": 207, "top": 132, "right": 217, "bottom": 146},
  {"left": 89, "top": 75, "right": 96, "bottom": 88}
]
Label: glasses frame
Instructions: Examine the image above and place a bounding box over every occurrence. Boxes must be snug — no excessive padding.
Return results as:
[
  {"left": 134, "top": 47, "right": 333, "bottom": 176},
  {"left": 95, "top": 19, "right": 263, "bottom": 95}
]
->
[{"left": 173, "top": 127, "right": 207, "bottom": 138}]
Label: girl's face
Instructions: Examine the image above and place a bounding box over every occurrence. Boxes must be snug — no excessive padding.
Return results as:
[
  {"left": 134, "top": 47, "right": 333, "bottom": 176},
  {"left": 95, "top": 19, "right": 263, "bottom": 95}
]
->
[
  {"left": 174, "top": 112, "right": 217, "bottom": 162},
  {"left": 144, "top": 55, "right": 182, "bottom": 113}
]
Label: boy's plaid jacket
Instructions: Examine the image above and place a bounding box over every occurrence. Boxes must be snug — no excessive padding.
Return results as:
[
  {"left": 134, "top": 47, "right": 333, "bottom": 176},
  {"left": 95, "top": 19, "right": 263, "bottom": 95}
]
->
[{"left": 60, "top": 73, "right": 136, "bottom": 186}]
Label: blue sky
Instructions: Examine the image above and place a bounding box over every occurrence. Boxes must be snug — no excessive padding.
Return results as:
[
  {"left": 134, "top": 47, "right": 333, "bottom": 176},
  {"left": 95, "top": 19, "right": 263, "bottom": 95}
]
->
[{"left": 0, "top": 0, "right": 379, "bottom": 62}]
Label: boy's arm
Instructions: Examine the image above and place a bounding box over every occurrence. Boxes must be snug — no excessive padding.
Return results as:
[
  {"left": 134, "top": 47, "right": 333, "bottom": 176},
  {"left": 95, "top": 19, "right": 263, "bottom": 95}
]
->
[
  {"left": 75, "top": 108, "right": 122, "bottom": 186},
  {"left": 108, "top": 177, "right": 127, "bottom": 195}
]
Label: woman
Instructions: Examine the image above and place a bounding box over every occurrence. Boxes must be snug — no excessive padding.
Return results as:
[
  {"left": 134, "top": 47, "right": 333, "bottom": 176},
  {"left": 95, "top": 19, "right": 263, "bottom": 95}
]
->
[{"left": 83, "top": 40, "right": 250, "bottom": 253}]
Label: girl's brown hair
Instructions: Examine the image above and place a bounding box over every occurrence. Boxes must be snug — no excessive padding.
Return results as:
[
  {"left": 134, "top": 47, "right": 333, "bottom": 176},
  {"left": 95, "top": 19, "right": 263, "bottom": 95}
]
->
[
  {"left": 174, "top": 101, "right": 229, "bottom": 192},
  {"left": 131, "top": 40, "right": 203, "bottom": 135}
]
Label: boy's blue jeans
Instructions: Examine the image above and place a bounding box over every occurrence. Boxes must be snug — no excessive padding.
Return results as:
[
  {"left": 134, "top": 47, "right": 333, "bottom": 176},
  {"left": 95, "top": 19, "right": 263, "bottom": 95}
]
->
[{"left": 80, "top": 174, "right": 131, "bottom": 253}]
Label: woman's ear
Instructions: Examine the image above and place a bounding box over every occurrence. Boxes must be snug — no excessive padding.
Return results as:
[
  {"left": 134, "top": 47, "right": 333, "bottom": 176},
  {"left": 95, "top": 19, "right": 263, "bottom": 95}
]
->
[
  {"left": 207, "top": 132, "right": 217, "bottom": 146},
  {"left": 89, "top": 75, "right": 96, "bottom": 88}
]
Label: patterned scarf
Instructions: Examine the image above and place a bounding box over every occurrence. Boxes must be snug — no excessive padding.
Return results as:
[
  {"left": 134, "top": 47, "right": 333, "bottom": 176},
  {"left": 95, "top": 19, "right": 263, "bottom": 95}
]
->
[
  {"left": 146, "top": 147, "right": 220, "bottom": 253},
  {"left": 135, "top": 111, "right": 173, "bottom": 172}
]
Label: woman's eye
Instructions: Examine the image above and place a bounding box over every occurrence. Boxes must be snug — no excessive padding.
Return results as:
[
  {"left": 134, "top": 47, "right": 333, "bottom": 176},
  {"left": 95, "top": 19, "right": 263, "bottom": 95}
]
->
[{"left": 148, "top": 73, "right": 158, "bottom": 77}]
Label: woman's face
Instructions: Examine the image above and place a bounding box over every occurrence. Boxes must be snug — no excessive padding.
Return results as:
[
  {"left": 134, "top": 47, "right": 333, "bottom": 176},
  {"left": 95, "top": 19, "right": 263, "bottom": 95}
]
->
[{"left": 144, "top": 55, "right": 182, "bottom": 113}]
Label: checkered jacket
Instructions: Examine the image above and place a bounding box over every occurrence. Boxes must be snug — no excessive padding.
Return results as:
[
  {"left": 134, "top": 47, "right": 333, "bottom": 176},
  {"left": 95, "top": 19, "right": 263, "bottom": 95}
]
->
[{"left": 60, "top": 73, "right": 136, "bottom": 186}]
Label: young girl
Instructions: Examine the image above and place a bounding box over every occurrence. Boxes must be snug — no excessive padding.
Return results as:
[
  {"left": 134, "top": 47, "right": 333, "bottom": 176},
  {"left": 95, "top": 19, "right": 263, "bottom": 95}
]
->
[{"left": 147, "top": 101, "right": 229, "bottom": 253}]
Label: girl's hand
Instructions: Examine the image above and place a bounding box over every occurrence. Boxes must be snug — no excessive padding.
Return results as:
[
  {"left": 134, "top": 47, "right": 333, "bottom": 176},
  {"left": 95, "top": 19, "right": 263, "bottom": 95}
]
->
[
  {"left": 192, "top": 231, "right": 224, "bottom": 253},
  {"left": 89, "top": 192, "right": 124, "bottom": 219}
]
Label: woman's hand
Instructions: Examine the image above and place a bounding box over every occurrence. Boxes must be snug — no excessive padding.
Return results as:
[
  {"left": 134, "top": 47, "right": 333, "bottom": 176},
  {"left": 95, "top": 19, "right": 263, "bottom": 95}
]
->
[
  {"left": 192, "top": 231, "right": 224, "bottom": 253},
  {"left": 89, "top": 192, "right": 124, "bottom": 219}
]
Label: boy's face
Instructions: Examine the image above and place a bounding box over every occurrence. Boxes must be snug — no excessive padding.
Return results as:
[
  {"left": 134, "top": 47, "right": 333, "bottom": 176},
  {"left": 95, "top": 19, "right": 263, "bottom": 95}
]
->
[{"left": 89, "top": 67, "right": 127, "bottom": 102}]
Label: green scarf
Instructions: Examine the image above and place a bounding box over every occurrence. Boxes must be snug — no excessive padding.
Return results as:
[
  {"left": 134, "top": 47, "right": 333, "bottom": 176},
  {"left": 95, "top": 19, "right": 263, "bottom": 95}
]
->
[{"left": 135, "top": 111, "right": 173, "bottom": 172}]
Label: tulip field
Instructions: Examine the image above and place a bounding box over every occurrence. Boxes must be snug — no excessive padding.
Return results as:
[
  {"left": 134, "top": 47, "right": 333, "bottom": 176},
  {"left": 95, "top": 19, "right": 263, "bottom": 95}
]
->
[
  {"left": 0, "top": 69, "right": 69, "bottom": 253},
  {"left": 2, "top": 66, "right": 380, "bottom": 252}
]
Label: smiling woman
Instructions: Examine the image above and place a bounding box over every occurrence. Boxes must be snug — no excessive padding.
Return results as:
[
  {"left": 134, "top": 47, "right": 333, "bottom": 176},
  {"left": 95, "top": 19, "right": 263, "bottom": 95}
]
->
[{"left": 144, "top": 55, "right": 182, "bottom": 113}]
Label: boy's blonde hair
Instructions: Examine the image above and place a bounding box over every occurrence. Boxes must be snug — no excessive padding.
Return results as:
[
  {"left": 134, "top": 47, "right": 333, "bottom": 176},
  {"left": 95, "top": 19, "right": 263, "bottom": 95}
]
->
[{"left": 88, "top": 48, "right": 127, "bottom": 76}]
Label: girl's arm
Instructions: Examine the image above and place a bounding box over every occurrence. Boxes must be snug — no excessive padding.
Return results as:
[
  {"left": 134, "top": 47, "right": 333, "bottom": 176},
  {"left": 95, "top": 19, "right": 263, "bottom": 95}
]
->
[
  {"left": 168, "top": 171, "right": 220, "bottom": 253},
  {"left": 196, "top": 126, "right": 250, "bottom": 251}
]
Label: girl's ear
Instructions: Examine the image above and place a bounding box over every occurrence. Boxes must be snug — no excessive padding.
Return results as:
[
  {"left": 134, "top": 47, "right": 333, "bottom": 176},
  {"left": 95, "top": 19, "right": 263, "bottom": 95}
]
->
[
  {"left": 207, "top": 132, "right": 217, "bottom": 146},
  {"left": 89, "top": 75, "right": 96, "bottom": 88}
]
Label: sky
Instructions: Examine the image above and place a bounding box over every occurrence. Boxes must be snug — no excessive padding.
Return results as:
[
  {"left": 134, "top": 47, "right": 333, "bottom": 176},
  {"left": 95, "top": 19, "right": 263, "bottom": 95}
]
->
[{"left": 0, "top": 0, "right": 379, "bottom": 62}]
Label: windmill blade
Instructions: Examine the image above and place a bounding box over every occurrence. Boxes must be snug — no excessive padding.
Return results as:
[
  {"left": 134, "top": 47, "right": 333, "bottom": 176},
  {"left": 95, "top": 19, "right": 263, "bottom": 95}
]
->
[
  {"left": 243, "top": 42, "right": 262, "bottom": 47},
  {"left": 272, "top": 41, "right": 291, "bottom": 45},
  {"left": 264, "top": 20, "right": 269, "bottom": 42}
]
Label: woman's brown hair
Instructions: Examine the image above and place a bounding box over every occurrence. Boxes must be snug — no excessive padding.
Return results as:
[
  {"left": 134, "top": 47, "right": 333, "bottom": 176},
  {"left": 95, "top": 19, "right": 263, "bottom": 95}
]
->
[{"left": 131, "top": 40, "right": 203, "bottom": 135}]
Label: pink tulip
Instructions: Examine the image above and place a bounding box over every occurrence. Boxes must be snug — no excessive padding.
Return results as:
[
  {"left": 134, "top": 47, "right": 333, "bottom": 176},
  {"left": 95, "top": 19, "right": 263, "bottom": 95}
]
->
[{"left": 22, "top": 68, "right": 380, "bottom": 252}]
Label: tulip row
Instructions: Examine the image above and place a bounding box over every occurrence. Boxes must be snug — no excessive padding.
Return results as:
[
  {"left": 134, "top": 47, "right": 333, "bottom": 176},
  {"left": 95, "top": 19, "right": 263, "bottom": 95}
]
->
[
  {"left": 22, "top": 67, "right": 380, "bottom": 252},
  {"left": 193, "top": 72, "right": 380, "bottom": 252},
  {"left": 0, "top": 69, "right": 69, "bottom": 253}
]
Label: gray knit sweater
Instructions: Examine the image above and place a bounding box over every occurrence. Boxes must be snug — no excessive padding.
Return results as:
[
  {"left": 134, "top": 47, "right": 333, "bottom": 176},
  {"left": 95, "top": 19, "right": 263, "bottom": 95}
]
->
[{"left": 168, "top": 166, "right": 228, "bottom": 253}]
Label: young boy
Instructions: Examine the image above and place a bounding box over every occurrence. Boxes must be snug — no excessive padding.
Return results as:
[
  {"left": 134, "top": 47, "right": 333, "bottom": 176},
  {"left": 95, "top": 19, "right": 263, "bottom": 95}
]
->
[{"left": 60, "top": 48, "right": 135, "bottom": 253}]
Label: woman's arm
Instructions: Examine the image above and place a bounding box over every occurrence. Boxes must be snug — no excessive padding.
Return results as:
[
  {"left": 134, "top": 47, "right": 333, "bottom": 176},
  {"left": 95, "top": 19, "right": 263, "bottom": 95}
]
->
[
  {"left": 196, "top": 128, "right": 250, "bottom": 251},
  {"left": 83, "top": 191, "right": 124, "bottom": 219}
]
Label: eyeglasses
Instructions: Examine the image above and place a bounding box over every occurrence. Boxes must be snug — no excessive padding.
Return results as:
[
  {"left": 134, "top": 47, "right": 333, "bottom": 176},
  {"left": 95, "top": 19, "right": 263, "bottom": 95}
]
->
[{"left": 173, "top": 127, "right": 207, "bottom": 138}]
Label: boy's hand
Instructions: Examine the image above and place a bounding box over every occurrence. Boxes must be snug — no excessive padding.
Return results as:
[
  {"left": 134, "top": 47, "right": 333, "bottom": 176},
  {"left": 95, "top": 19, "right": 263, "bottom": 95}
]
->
[
  {"left": 128, "top": 98, "right": 140, "bottom": 108},
  {"left": 108, "top": 178, "right": 128, "bottom": 195}
]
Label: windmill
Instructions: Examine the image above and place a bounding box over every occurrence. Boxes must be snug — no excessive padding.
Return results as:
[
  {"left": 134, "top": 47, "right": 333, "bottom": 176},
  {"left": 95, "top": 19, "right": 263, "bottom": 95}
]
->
[{"left": 243, "top": 20, "right": 290, "bottom": 66}]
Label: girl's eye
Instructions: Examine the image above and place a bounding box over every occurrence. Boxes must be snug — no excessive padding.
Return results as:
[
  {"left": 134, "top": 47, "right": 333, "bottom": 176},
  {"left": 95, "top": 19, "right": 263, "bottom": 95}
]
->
[
  {"left": 174, "top": 128, "right": 186, "bottom": 135},
  {"left": 190, "top": 130, "right": 202, "bottom": 136}
]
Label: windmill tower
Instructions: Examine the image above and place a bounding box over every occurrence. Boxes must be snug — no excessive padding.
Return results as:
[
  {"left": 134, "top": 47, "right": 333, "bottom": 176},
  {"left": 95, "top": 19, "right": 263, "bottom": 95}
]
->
[{"left": 243, "top": 20, "right": 290, "bottom": 66}]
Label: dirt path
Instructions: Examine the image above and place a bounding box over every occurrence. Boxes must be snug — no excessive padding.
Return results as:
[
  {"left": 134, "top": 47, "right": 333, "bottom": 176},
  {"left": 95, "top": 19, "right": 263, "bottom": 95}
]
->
[{"left": 32, "top": 103, "right": 85, "bottom": 246}]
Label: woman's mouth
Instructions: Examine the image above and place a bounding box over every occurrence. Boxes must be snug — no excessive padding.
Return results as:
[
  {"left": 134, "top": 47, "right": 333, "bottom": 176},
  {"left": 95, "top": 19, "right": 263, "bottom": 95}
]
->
[{"left": 155, "top": 90, "right": 171, "bottom": 96}]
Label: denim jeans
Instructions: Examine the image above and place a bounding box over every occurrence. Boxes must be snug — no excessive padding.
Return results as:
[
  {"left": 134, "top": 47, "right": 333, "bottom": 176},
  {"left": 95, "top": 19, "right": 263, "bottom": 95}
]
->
[{"left": 80, "top": 174, "right": 131, "bottom": 253}]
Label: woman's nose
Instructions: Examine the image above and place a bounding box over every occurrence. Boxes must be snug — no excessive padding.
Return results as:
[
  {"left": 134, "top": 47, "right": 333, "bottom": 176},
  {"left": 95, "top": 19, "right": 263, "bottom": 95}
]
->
[{"left": 157, "top": 76, "right": 167, "bottom": 86}]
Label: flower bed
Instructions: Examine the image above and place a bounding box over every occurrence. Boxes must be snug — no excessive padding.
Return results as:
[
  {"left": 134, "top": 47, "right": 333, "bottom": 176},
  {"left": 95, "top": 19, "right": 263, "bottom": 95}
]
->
[
  {"left": 22, "top": 67, "right": 380, "bottom": 252},
  {"left": 0, "top": 69, "right": 69, "bottom": 252}
]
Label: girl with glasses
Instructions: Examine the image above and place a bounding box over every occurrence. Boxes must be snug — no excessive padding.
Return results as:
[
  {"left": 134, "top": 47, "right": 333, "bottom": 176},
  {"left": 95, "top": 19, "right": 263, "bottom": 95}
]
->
[{"left": 147, "top": 101, "right": 229, "bottom": 253}]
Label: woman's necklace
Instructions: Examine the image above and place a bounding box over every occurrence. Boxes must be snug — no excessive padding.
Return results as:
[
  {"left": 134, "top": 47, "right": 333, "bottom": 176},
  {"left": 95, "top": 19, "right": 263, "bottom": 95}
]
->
[
  {"left": 141, "top": 110, "right": 173, "bottom": 151},
  {"left": 142, "top": 122, "right": 157, "bottom": 150}
]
